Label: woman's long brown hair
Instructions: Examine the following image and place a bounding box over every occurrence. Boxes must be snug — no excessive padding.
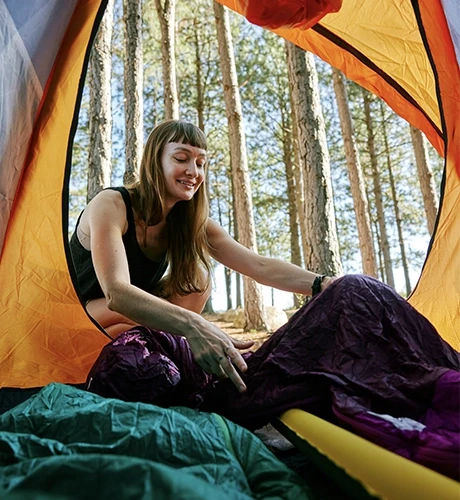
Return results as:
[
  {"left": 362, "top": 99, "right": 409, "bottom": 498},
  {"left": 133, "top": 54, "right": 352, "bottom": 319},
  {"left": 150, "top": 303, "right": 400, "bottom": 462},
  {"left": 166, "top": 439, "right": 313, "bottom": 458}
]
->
[{"left": 127, "top": 120, "right": 211, "bottom": 297}]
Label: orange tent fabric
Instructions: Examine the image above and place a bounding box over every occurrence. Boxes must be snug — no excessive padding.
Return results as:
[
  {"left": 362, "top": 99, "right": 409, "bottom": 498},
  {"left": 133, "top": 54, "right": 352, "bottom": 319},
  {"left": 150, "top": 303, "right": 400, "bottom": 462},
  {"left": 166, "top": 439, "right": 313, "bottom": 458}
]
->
[
  {"left": 0, "top": 0, "right": 109, "bottom": 387},
  {"left": 0, "top": 0, "right": 458, "bottom": 389}
]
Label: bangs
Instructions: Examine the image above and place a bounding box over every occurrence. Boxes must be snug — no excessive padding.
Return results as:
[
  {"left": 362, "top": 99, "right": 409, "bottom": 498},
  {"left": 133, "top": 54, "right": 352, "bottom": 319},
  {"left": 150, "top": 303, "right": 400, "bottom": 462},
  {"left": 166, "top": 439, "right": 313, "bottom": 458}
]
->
[{"left": 167, "top": 122, "right": 207, "bottom": 150}]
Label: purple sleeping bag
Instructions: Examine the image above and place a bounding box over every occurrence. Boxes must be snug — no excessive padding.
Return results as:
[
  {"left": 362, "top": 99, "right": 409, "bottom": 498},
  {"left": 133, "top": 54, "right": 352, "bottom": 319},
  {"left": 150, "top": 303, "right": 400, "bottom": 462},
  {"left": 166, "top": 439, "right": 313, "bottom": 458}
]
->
[{"left": 86, "top": 275, "right": 460, "bottom": 480}]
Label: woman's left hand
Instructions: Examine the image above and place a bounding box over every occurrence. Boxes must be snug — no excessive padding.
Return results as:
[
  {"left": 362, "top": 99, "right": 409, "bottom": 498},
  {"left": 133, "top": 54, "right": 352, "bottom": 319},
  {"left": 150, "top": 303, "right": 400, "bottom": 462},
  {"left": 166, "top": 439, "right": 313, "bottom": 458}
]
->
[{"left": 321, "top": 276, "right": 338, "bottom": 292}]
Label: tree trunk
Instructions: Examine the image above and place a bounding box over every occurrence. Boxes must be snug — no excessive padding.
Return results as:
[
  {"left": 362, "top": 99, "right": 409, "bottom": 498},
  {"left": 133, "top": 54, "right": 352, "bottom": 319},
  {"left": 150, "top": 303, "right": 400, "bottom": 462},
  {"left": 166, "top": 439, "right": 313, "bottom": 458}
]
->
[
  {"left": 214, "top": 1, "right": 266, "bottom": 330},
  {"left": 279, "top": 90, "right": 302, "bottom": 307},
  {"left": 362, "top": 90, "right": 395, "bottom": 287},
  {"left": 235, "top": 274, "right": 242, "bottom": 309},
  {"left": 215, "top": 174, "right": 232, "bottom": 310},
  {"left": 332, "top": 68, "right": 377, "bottom": 277},
  {"left": 123, "top": 0, "right": 143, "bottom": 184},
  {"left": 286, "top": 42, "right": 342, "bottom": 276},
  {"left": 410, "top": 126, "right": 439, "bottom": 235},
  {"left": 193, "top": 19, "right": 205, "bottom": 132},
  {"left": 230, "top": 181, "right": 242, "bottom": 309},
  {"left": 87, "top": 0, "right": 113, "bottom": 203},
  {"left": 155, "top": 0, "right": 179, "bottom": 120},
  {"left": 380, "top": 102, "right": 411, "bottom": 295},
  {"left": 285, "top": 42, "right": 309, "bottom": 266},
  {"left": 224, "top": 267, "right": 232, "bottom": 311},
  {"left": 291, "top": 114, "right": 309, "bottom": 267},
  {"left": 373, "top": 218, "right": 385, "bottom": 280}
]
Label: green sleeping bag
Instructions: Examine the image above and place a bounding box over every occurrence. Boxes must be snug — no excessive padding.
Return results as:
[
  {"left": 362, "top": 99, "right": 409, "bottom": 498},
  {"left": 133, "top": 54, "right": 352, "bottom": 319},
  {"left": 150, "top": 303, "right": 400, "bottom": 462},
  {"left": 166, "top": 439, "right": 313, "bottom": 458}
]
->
[{"left": 0, "top": 384, "right": 309, "bottom": 499}]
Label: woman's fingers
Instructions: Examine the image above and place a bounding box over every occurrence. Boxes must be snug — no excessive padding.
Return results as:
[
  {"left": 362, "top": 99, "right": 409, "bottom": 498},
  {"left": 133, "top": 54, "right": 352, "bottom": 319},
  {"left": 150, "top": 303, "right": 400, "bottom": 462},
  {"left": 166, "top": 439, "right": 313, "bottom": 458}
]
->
[
  {"left": 187, "top": 324, "right": 254, "bottom": 391},
  {"left": 321, "top": 275, "right": 339, "bottom": 292},
  {"left": 225, "top": 343, "right": 250, "bottom": 373},
  {"left": 230, "top": 337, "right": 255, "bottom": 350},
  {"left": 199, "top": 347, "right": 247, "bottom": 392},
  {"left": 214, "top": 363, "right": 227, "bottom": 379},
  {"left": 219, "top": 354, "right": 247, "bottom": 393}
]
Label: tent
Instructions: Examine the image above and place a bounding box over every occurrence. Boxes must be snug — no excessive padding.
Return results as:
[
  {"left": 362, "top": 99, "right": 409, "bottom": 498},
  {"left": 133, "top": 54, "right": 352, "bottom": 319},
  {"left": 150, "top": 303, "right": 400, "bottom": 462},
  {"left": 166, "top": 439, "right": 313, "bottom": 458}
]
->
[
  {"left": 0, "top": 0, "right": 458, "bottom": 495},
  {"left": 0, "top": 0, "right": 109, "bottom": 388},
  {"left": 1, "top": 0, "right": 458, "bottom": 389}
]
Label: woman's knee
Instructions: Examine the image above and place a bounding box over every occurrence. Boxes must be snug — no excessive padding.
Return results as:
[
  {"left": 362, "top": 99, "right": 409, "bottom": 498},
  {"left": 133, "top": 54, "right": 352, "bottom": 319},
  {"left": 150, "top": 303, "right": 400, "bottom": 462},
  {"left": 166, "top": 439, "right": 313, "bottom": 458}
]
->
[{"left": 86, "top": 297, "right": 138, "bottom": 333}]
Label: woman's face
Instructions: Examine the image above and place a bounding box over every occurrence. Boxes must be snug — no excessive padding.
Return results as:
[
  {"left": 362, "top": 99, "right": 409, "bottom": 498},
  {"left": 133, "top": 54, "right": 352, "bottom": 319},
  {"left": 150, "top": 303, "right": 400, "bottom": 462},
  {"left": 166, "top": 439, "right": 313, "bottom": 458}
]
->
[{"left": 160, "top": 142, "right": 207, "bottom": 205}]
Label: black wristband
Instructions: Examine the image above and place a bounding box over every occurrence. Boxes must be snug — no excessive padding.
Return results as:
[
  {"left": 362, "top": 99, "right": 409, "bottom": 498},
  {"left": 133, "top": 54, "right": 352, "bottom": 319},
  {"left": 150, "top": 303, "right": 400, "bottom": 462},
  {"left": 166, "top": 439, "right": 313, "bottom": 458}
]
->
[{"left": 312, "top": 275, "right": 326, "bottom": 296}]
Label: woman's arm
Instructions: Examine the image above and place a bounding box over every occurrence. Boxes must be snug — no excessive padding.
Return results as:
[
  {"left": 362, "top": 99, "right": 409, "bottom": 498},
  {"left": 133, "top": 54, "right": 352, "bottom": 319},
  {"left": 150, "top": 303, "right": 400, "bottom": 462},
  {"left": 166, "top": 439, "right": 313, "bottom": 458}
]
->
[
  {"left": 83, "top": 191, "right": 251, "bottom": 392},
  {"left": 207, "top": 219, "right": 337, "bottom": 295}
]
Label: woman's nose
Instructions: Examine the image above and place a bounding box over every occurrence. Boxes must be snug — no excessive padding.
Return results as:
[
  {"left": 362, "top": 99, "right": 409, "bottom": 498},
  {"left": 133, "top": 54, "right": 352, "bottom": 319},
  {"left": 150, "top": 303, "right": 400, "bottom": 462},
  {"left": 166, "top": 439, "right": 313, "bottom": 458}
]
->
[{"left": 185, "top": 161, "right": 199, "bottom": 176}]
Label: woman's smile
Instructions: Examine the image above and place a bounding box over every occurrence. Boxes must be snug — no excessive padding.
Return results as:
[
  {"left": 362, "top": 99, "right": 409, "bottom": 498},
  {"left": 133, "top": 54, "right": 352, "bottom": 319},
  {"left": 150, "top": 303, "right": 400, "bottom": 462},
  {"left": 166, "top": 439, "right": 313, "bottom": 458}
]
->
[
  {"left": 161, "top": 142, "right": 206, "bottom": 205},
  {"left": 177, "top": 179, "right": 196, "bottom": 189}
]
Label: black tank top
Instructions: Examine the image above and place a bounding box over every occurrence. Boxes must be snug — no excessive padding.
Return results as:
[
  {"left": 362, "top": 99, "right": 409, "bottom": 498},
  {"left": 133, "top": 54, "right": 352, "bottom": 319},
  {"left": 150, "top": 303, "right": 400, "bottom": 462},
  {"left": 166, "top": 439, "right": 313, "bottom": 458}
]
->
[{"left": 69, "top": 187, "right": 168, "bottom": 303}]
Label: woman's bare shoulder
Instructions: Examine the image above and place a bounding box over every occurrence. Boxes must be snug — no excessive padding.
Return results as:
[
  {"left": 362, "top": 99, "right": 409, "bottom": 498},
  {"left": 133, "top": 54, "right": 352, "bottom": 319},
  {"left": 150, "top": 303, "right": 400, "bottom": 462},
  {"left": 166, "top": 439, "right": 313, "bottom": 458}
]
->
[
  {"left": 205, "top": 217, "right": 225, "bottom": 235},
  {"left": 80, "top": 189, "right": 128, "bottom": 233},
  {"left": 205, "top": 218, "right": 235, "bottom": 252}
]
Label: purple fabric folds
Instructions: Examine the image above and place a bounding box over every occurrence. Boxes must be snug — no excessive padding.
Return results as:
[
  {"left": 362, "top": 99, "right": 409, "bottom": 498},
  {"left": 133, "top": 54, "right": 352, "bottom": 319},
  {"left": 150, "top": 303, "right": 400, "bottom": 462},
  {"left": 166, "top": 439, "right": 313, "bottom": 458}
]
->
[
  {"left": 86, "top": 329, "right": 212, "bottom": 407},
  {"left": 86, "top": 275, "right": 460, "bottom": 480}
]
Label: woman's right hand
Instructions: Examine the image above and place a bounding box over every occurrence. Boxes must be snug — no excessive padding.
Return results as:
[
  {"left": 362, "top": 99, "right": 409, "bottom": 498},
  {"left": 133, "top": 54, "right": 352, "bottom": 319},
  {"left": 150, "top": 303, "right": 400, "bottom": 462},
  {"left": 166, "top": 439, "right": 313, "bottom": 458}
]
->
[{"left": 186, "top": 318, "right": 254, "bottom": 393}]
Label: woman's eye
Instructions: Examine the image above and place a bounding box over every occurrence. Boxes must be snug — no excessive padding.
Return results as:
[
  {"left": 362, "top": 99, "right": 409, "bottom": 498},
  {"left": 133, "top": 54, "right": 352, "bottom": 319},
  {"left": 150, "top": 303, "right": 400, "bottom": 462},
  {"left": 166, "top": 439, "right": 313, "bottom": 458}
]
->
[{"left": 174, "top": 157, "right": 187, "bottom": 163}]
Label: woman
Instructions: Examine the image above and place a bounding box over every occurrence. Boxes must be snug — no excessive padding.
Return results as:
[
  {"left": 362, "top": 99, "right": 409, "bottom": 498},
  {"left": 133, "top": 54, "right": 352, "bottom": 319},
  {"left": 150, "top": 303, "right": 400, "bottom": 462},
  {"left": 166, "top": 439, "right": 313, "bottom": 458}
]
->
[
  {"left": 72, "top": 120, "right": 459, "bottom": 479},
  {"left": 70, "top": 119, "right": 335, "bottom": 394}
]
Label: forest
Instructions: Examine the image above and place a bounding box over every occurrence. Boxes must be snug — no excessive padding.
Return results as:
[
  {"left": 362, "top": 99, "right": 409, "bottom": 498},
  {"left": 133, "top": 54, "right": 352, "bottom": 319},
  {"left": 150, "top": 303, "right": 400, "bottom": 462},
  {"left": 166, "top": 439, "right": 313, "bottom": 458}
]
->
[{"left": 70, "top": 0, "right": 443, "bottom": 329}]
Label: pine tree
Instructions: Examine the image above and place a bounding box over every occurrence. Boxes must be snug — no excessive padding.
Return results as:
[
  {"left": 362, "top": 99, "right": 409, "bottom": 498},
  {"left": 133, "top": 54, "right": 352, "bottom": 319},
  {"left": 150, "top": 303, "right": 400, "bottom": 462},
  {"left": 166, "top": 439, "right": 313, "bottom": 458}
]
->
[
  {"left": 214, "top": 2, "right": 266, "bottom": 330},
  {"left": 332, "top": 68, "right": 377, "bottom": 277},
  {"left": 155, "top": 0, "right": 179, "bottom": 119},
  {"left": 363, "top": 90, "right": 394, "bottom": 287},
  {"left": 380, "top": 101, "right": 411, "bottom": 295},
  {"left": 123, "top": 0, "right": 143, "bottom": 184},
  {"left": 281, "top": 111, "right": 303, "bottom": 306},
  {"left": 289, "top": 85, "right": 309, "bottom": 267},
  {"left": 410, "top": 126, "right": 438, "bottom": 234},
  {"left": 87, "top": 0, "right": 114, "bottom": 202},
  {"left": 286, "top": 42, "right": 343, "bottom": 276}
]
